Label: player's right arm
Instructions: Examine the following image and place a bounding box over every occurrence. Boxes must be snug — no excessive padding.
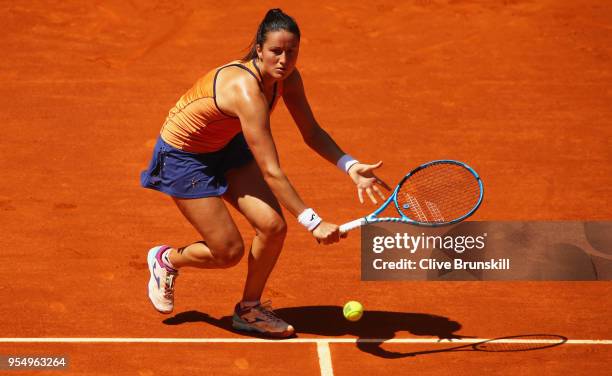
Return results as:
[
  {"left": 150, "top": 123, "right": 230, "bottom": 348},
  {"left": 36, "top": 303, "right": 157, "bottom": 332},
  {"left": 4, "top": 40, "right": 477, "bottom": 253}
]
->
[{"left": 217, "top": 70, "right": 340, "bottom": 244}]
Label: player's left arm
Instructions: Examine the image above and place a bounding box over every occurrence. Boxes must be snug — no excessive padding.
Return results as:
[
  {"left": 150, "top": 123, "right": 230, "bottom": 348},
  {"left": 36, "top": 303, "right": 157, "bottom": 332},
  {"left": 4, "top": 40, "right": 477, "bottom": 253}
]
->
[{"left": 282, "top": 68, "right": 391, "bottom": 204}]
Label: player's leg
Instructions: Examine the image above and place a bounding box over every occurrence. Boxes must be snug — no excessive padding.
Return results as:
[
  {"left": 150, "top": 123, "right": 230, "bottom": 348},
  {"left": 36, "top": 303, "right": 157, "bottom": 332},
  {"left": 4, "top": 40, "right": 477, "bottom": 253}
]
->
[
  {"left": 147, "top": 196, "right": 244, "bottom": 314},
  {"left": 224, "top": 160, "right": 286, "bottom": 301},
  {"left": 168, "top": 196, "right": 245, "bottom": 269},
  {"left": 223, "top": 160, "right": 294, "bottom": 337}
]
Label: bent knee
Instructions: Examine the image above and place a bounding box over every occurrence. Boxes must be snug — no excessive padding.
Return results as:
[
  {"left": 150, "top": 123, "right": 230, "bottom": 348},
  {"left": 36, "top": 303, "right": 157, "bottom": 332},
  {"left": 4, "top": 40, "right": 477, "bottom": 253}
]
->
[
  {"left": 214, "top": 241, "right": 245, "bottom": 268},
  {"left": 256, "top": 216, "right": 287, "bottom": 240}
]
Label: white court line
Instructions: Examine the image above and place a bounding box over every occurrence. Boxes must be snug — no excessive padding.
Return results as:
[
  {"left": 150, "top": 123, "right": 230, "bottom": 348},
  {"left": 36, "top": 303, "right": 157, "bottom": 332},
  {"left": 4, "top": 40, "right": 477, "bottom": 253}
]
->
[
  {"left": 0, "top": 337, "right": 611, "bottom": 344},
  {"left": 3, "top": 337, "right": 610, "bottom": 376},
  {"left": 316, "top": 341, "right": 334, "bottom": 376}
]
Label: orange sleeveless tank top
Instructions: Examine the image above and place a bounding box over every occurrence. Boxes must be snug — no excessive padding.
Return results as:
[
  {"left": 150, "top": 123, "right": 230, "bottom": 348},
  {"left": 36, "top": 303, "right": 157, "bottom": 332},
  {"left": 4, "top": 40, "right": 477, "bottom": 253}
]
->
[{"left": 160, "top": 59, "right": 282, "bottom": 153}]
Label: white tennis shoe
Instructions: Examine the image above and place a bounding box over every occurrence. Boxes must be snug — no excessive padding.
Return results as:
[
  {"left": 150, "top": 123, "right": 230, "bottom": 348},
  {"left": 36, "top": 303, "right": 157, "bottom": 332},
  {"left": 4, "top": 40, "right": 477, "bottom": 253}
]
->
[{"left": 147, "top": 246, "right": 178, "bottom": 314}]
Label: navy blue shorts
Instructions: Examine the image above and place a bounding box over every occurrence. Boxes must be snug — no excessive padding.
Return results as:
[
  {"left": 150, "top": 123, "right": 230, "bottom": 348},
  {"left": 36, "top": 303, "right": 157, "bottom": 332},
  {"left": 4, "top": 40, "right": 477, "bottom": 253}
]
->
[{"left": 140, "top": 133, "right": 254, "bottom": 198}]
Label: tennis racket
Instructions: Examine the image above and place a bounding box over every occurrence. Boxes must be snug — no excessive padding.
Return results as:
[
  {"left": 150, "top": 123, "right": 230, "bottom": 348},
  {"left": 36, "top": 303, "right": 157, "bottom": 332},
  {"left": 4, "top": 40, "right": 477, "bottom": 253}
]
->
[{"left": 339, "top": 160, "right": 484, "bottom": 233}]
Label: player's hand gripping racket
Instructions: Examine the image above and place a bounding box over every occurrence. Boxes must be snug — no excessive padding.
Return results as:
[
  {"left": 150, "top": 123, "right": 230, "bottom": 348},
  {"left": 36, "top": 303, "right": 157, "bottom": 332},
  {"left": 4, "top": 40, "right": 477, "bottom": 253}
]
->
[{"left": 340, "top": 160, "right": 483, "bottom": 233}]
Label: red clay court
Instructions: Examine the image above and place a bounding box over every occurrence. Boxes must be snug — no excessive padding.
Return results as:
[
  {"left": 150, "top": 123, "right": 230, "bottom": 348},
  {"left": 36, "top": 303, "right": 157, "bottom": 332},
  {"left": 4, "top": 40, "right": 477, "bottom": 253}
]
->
[{"left": 1, "top": 1, "right": 611, "bottom": 374}]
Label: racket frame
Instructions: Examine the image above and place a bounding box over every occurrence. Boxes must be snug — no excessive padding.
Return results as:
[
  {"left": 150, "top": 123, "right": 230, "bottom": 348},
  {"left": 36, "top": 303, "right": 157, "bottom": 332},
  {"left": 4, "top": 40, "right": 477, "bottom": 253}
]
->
[{"left": 340, "top": 160, "right": 484, "bottom": 232}]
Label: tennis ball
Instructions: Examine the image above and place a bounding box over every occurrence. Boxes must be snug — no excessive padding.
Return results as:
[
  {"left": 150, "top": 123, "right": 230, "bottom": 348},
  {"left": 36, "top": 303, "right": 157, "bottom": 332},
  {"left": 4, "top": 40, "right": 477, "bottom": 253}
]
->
[{"left": 343, "top": 301, "right": 364, "bottom": 322}]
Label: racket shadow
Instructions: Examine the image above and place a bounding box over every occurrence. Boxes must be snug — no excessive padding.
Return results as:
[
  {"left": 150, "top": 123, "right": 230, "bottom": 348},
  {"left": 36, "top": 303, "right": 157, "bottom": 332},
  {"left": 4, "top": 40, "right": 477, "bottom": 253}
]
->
[{"left": 401, "top": 334, "right": 568, "bottom": 358}]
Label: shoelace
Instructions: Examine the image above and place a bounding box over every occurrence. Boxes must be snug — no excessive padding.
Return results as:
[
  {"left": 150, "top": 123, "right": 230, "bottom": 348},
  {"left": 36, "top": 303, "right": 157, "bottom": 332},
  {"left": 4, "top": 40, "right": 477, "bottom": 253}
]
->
[
  {"left": 253, "top": 300, "right": 280, "bottom": 321},
  {"left": 163, "top": 272, "right": 178, "bottom": 299}
]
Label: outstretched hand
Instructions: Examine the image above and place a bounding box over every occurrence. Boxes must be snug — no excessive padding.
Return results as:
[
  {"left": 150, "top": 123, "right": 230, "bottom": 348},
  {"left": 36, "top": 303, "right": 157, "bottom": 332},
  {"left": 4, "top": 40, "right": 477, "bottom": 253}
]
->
[{"left": 348, "top": 161, "right": 391, "bottom": 204}]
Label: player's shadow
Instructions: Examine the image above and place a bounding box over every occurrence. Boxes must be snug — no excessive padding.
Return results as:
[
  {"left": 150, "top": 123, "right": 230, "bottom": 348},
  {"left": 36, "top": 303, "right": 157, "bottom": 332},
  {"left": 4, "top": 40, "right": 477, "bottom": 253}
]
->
[{"left": 163, "top": 305, "right": 472, "bottom": 358}]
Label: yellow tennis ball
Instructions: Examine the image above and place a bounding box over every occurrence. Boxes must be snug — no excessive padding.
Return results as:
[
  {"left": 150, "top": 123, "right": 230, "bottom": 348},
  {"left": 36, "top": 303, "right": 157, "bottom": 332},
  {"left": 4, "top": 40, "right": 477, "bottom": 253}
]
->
[{"left": 343, "top": 301, "right": 364, "bottom": 322}]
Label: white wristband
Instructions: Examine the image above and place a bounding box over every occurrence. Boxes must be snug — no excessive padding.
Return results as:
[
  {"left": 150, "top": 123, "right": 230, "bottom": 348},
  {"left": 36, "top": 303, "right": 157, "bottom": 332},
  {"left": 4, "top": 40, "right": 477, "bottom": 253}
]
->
[
  {"left": 336, "top": 154, "right": 359, "bottom": 173},
  {"left": 297, "top": 208, "right": 323, "bottom": 231}
]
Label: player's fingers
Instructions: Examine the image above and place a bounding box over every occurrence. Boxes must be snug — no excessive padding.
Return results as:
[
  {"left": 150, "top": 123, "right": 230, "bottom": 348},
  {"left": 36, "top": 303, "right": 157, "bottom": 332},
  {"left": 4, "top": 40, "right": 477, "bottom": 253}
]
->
[
  {"left": 362, "top": 161, "right": 382, "bottom": 173},
  {"left": 329, "top": 232, "right": 338, "bottom": 244},
  {"left": 333, "top": 232, "right": 340, "bottom": 243},
  {"left": 369, "top": 161, "right": 383, "bottom": 170},
  {"left": 375, "top": 176, "right": 392, "bottom": 191},
  {"left": 373, "top": 185, "right": 386, "bottom": 200},
  {"left": 323, "top": 230, "right": 334, "bottom": 245},
  {"left": 366, "top": 188, "right": 377, "bottom": 204},
  {"left": 357, "top": 188, "right": 364, "bottom": 204}
]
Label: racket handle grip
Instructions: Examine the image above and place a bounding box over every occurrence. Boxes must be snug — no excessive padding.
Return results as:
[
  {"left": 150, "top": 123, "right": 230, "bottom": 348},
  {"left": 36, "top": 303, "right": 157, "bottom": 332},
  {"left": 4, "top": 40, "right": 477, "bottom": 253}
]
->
[{"left": 339, "top": 219, "right": 366, "bottom": 233}]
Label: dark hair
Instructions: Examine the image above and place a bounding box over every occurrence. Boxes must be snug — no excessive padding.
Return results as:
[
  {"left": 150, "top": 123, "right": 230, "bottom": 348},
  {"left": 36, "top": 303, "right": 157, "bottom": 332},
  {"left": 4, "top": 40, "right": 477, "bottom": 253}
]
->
[{"left": 241, "top": 8, "right": 300, "bottom": 62}]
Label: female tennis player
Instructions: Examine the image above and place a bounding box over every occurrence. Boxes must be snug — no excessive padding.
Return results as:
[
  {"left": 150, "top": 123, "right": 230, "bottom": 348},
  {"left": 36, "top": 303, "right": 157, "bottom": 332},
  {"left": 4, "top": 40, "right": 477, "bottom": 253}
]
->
[{"left": 141, "top": 9, "right": 388, "bottom": 338}]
